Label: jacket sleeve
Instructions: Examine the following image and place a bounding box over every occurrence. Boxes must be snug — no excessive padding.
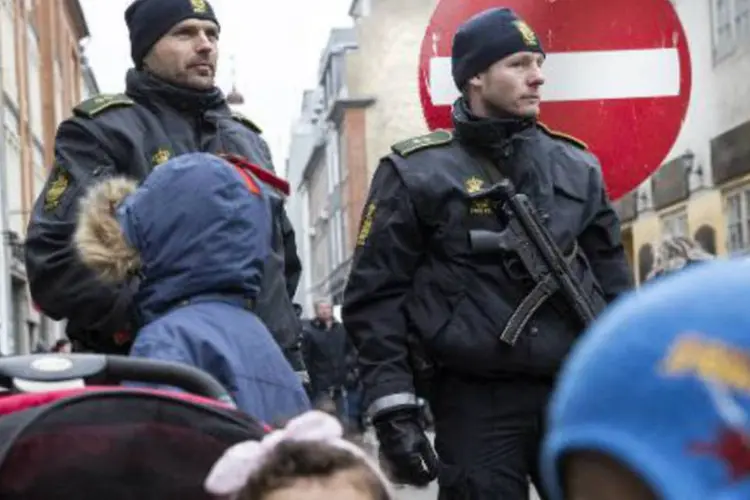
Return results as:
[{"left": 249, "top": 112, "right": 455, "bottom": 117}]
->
[
  {"left": 342, "top": 159, "right": 424, "bottom": 415},
  {"left": 24, "top": 119, "right": 133, "bottom": 340},
  {"left": 253, "top": 135, "right": 303, "bottom": 300},
  {"left": 579, "top": 166, "right": 634, "bottom": 302},
  {"left": 281, "top": 209, "right": 302, "bottom": 298}
]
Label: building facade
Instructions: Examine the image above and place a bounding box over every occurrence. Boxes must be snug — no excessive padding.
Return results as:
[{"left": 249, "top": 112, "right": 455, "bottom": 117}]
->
[
  {"left": 294, "top": 28, "right": 362, "bottom": 309},
  {"left": 286, "top": 88, "right": 324, "bottom": 316},
  {"left": 290, "top": 0, "right": 750, "bottom": 308},
  {"left": 615, "top": 0, "right": 750, "bottom": 283},
  {"left": 288, "top": 0, "right": 438, "bottom": 311},
  {"left": 0, "top": 0, "right": 96, "bottom": 354}
]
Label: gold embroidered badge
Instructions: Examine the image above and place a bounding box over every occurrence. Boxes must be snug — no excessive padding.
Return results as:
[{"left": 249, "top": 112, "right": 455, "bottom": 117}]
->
[
  {"left": 464, "top": 176, "right": 493, "bottom": 215},
  {"left": 356, "top": 203, "right": 377, "bottom": 246},
  {"left": 191, "top": 0, "right": 207, "bottom": 13},
  {"left": 151, "top": 148, "right": 171, "bottom": 167},
  {"left": 44, "top": 165, "right": 70, "bottom": 212},
  {"left": 464, "top": 176, "right": 484, "bottom": 194},
  {"left": 513, "top": 20, "right": 539, "bottom": 47}
]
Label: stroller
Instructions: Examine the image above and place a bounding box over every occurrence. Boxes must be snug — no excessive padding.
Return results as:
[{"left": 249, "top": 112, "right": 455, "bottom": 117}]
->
[{"left": 0, "top": 353, "right": 268, "bottom": 499}]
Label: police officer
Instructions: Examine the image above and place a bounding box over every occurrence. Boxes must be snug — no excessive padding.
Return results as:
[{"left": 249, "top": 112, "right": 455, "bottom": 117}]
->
[
  {"left": 342, "top": 8, "right": 632, "bottom": 500},
  {"left": 24, "top": 0, "right": 305, "bottom": 374}
]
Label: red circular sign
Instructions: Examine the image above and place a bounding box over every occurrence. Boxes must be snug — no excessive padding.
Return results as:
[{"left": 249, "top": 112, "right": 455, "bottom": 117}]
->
[{"left": 418, "top": 0, "right": 692, "bottom": 200}]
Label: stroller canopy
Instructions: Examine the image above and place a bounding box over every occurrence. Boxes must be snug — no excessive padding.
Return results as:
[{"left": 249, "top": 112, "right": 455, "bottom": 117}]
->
[{"left": 0, "top": 387, "right": 267, "bottom": 499}]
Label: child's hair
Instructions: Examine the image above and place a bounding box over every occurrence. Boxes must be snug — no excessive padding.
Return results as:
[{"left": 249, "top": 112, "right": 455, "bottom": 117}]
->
[
  {"left": 238, "top": 440, "right": 390, "bottom": 500},
  {"left": 205, "top": 411, "right": 392, "bottom": 500}
]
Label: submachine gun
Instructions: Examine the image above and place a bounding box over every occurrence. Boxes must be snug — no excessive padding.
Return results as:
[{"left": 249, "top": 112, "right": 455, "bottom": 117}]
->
[{"left": 468, "top": 179, "right": 598, "bottom": 346}]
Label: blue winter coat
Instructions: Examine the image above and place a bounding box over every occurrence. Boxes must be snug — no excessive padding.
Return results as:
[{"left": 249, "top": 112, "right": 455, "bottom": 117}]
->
[{"left": 115, "top": 153, "right": 310, "bottom": 423}]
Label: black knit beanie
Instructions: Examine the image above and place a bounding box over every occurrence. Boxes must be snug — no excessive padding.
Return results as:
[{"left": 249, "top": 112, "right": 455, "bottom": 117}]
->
[
  {"left": 125, "top": 0, "right": 220, "bottom": 68},
  {"left": 452, "top": 8, "right": 545, "bottom": 89}
]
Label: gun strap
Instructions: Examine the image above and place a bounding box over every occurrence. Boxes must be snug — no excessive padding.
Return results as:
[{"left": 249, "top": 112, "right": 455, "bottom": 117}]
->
[
  {"left": 472, "top": 154, "right": 591, "bottom": 344},
  {"left": 474, "top": 155, "right": 506, "bottom": 184}
]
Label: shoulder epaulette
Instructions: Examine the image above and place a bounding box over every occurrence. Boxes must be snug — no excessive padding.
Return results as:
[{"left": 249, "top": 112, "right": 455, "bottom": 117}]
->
[
  {"left": 73, "top": 94, "right": 134, "bottom": 118},
  {"left": 391, "top": 129, "right": 453, "bottom": 157},
  {"left": 537, "top": 122, "right": 588, "bottom": 150},
  {"left": 231, "top": 111, "right": 262, "bottom": 134}
]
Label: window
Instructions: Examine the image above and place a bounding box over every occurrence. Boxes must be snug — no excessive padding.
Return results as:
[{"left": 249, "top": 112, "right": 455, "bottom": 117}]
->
[
  {"left": 326, "top": 128, "right": 340, "bottom": 190},
  {"left": 322, "top": 54, "right": 346, "bottom": 108},
  {"left": 338, "top": 131, "right": 348, "bottom": 182},
  {"left": 725, "top": 187, "right": 750, "bottom": 254},
  {"left": 54, "top": 61, "right": 64, "bottom": 123},
  {"left": 712, "top": 0, "right": 750, "bottom": 61},
  {"left": 308, "top": 159, "right": 331, "bottom": 285},
  {"left": 69, "top": 48, "right": 79, "bottom": 101},
  {"left": 26, "top": 23, "right": 43, "bottom": 140},
  {"left": 737, "top": 0, "right": 750, "bottom": 41},
  {"left": 0, "top": 0, "right": 18, "bottom": 103},
  {"left": 3, "top": 110, "right": 23, "bottom": 234},
  {"left": 328, "top": 211, "right": 341, "bottom": 271},
  {"left": 350, "top": 0, "right": 371, "bottom": 22},
  {"left": 660, "top": 210, "right": 689, "bottom": 239},
  {"left": 32, "top": 143, "right": 45, "bottom": 199},
  {"left": 324, "top": 128, "right": 350, "bottom": 270},
  {"left": 311, "top": 221, "right": 330, "bottom": 286}
]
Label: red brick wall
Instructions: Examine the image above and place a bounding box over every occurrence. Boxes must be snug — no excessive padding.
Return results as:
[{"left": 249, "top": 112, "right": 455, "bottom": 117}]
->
[{"left": 343, "top": 107, "right": 369, "bottom": 256}]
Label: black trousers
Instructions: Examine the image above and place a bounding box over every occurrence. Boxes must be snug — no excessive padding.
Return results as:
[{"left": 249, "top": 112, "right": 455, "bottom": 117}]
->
[{"left": 432, "top": 373, "right": 553, "bottom": 500}]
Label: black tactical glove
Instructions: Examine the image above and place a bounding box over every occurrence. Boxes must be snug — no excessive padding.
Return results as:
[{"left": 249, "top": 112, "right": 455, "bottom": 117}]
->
[{"left": 373, "top": 407, "right": 439, "bottom": 487}]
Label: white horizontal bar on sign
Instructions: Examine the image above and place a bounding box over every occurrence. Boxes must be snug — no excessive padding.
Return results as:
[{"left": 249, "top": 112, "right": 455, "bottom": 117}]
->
[{"left": 427, "top": 48, "right": 681, "bottom": 106}]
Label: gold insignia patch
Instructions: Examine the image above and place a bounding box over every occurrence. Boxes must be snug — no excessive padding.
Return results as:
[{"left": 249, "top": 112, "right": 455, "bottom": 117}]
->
[
  {"left": 464, "top": 176, "right": 484, "bottom": 194},
  {"left": 356, "top": 203, "right": 377, "bottom": 246},
  {"left": 513, "top": 20, "right": 539, "bottom": 47},
  {"left": 661, "top": 332, "right": 750, "bottom": 393},
  {"left": 44, "top": 165, "right": 70, "bottom": 212},
  {"left": 191, "top": 0, "right": 207, "bottom": 13},
  {"left": 151, "top": 148, "right": 171, "bottom": 167},
  {"left": 464, "top": 176, "right": 493, "bottom": 215}
]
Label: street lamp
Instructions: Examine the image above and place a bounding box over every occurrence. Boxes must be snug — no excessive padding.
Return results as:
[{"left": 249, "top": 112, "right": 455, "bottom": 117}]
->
[
  {"left": 681, "top": 149, "right": 703, "bottom": 187},
  {"left": 637, "top": 190, "right": 650, "bottom": 214}
]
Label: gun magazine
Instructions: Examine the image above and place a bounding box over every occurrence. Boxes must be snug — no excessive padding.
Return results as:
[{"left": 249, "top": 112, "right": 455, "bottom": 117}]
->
[{"left": 499, "top": 276, "right": 557, "bottom": 346}]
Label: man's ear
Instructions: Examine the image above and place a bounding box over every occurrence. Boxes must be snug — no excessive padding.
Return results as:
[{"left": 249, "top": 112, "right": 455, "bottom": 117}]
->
[{"left": 468, "top": 74, "right": 483, "bottom": 88}]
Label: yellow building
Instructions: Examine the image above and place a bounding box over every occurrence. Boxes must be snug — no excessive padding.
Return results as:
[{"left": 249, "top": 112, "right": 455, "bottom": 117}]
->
[{"left": 615, "top": 116, "right": 750, "bottom": 286}]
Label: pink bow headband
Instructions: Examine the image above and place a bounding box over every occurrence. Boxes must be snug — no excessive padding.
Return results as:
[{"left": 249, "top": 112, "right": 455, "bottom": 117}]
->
[{"left": 204, "top": 410, "right": 393, "bottom": 498}]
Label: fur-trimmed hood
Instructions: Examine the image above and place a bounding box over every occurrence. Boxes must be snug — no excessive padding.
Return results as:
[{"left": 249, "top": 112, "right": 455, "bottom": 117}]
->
[
  {"left": 74, "top": 153, "right": 272, "bottom": 325},
  {"left": 75, "top": 177, "right": 141, "bottom": 283}
]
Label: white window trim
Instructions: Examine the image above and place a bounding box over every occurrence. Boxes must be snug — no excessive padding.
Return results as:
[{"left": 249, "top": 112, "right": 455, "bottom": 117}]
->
[
  {"left": 712, "top": 0, "right": 750, "bottom": 63},
  {"left": 724, "top": 185, "right": 750, "bottom": 254}
]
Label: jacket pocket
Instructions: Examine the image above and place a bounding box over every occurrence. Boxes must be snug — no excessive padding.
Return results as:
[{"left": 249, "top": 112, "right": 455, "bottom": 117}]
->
[
  {"left": 427, "top": 291, "right": 524, "bottom": 375},
  {"left": 548, "top": 175, "right": 589, "bottom": 253}
]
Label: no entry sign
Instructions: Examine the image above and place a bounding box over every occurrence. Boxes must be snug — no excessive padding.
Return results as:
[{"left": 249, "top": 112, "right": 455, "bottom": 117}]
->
[{"left": 418, "top": 0, "right": 692, "bottom": 200}]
